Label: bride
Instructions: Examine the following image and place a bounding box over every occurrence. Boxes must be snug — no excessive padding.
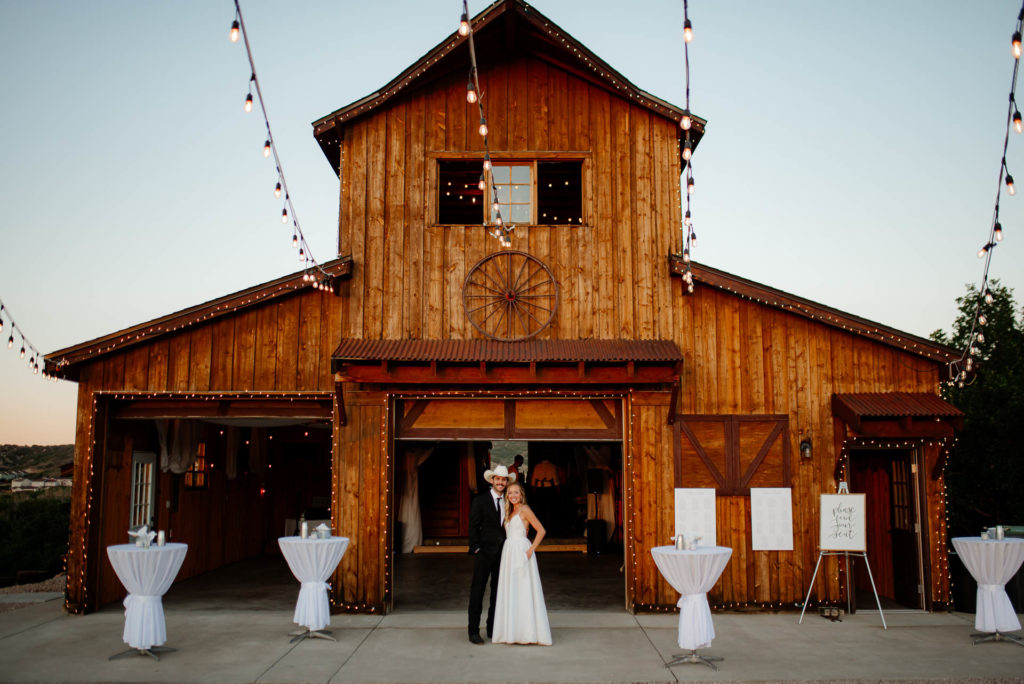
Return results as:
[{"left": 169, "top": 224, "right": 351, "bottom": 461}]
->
[{"left": 491, "top": 481, "right": 552, "bottom": 645}]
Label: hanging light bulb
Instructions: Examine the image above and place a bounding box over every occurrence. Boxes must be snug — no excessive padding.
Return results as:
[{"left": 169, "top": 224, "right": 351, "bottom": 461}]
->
[
  {"left": 977, "top": 331, "right": 985, "bottom": 343},
  {"left": 483, "top": 155, "right": 492, "bottom": 171},
  {"left": 466, "top": 81, "right": 477, "bottom": 104},
  {"left": 994, "top": 222, "right": 1003, "bottom": 241},
  {"left": 459, "top": 12, "right": 470, "bottom": 36},
  {"left": 495, "top": 214, "right": 503, "bottom": 226},
  {"left": 478, "top": 117, "right": 488, "bottom": 137},
  {"left": 1013, "top": 31, "right": 1022, "bottom": 59},
  {"left": 292, "top": 233, "right": 298, "bottom": 248},
  {"left": 281, "top": 208, "right": 288, "bottom": 223},
  {"left": 27, "top": 355, "right": 34, "bottom": 368},
  {"left": 684, "top": 210, "right": 692, "bottom": 226},
  {"left": 978, "top": 313, "right": 988, "bottom": 326},
  {"left": 299, "top": 247, "right": 305, "bottom": 261},
  {"left": 686, "top": 176, "right": 695, "bottom": 195},
  {"left": 19, "top": 345, "right": 25, "bottom": 359},
  {"left": 244, "top": 92, "right": 253, "bottom": 113},
  {"left": 680, "top": 111, "right": 692, "bottom": 130},
  {"left": 478, "top": 174, "right": 486, "bottom": 191},
  {"left": 230, "top": 20, "right": 240, "bottom": 43},
  {"left": 274, "top": 182, "right": 282, "bottom": 199},
  {"left": 687, "top": 282, "right": 694, "bottom": 294},
  {"left": 682, "top": 248, "right": 690, "bottom": 264},
  {"left": 978, "top": 242, "right": 992, "bottom": 258},
  {"left": 1008, "top": 174, "right": 1016, "bottom": 195},
  {"left": 985, "top": 288, "right": 994, "bottom": 305},
  {"left": 33, "top": 362, "right": 38, "bottom": 375},
  {"left": 492, "top": 201, "right": 500, "bottom": 214},
  {"left": 682, "top": 139, "right": 692, "bottom": 161},
  {"left": 690, "top": 230, "right": 698, "bottom": 248},
  {"left": 683, "top": 18, "right": 693, "bottom": 43},
  {"left": 1015, "top": 110, "right": 1023, "bottom": 134},
  {"left": 971, "top": 345, "right": 980, "bottom": 355},
  {"left": 965, "top": 357, "right": 974, "bottom": 371},
  {"left": 6, "top": 334, "right": 12, "bottom": 349},
  {"left": 263, "top": 140, "right": 271, "bottom": 158}
]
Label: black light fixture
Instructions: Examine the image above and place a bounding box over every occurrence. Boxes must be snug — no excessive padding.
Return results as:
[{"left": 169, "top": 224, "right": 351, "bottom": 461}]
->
[{"left": 800, "top": 439, "right": 813, "bottom": 460}]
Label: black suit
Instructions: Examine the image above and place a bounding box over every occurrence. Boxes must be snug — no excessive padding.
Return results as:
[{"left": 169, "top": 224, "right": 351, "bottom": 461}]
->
[{"left": 467, "top": 489, "right": 505, "bottom": 638}]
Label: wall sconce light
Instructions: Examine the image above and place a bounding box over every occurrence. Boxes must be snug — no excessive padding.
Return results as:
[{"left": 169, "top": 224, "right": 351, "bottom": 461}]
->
[{"left": 800, "top": 439, "right": 813, "bottom": 460}]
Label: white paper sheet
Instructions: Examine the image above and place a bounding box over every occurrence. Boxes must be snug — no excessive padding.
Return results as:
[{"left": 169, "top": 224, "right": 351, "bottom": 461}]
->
[
  {"left": 674, "top": 488, "right": 716, "bottom": 546},
  {"left": 750, "top": 487, "right": 793, "bottom": 550}
]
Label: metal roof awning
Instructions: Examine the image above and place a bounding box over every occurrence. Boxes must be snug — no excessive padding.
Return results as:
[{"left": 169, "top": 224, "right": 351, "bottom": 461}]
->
[
  {"left": 332, "top": 339, "right": 683, "bottom": 385},
  {"left": 832, "top": 392, "right": 964, "bottom": 437}
]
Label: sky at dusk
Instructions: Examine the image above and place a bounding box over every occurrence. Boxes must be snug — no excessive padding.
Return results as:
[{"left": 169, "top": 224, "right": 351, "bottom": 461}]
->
[{"left": 1, "top": 0, "right": 1022, "bottom": 446}]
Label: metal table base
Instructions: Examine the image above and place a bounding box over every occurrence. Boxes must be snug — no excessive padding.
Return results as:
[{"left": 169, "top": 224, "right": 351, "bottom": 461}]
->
[
  {"left": 666, "top": 649, "right": 723, "bottom": 670},
  {"left": 109, "top": 645, "right": 176, "bottom": 661},
  {"left": 289, "top": 628, "right": 336, "bottom": 643},
  {"left": 970, "top": 630, "right": 1024, "bottom": 646}
]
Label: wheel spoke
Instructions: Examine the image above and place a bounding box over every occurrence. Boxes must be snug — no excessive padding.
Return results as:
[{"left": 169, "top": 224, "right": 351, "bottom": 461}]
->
[
  {"left": 517, "top": 278, "right": 553, "bottom": 295},
  {"left": 519, "top": 300, "right": 553, "bottom": 313},
  {"left": 467, "top": 299, "right": 505, "bottom": 315},
  {"left": 466, "top": 278, "right": 505, "bottom": 296},
  {"left": 512, "top": 301, "right": 530, "bottom": 335},
  {"left": 512, "top": 254, "right": 531, "bottom": 290}
]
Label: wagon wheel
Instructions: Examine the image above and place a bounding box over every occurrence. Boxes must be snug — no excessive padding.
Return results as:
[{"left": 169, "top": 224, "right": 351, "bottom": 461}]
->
[{"left": 462, "top": 251, "right": 559, "bottom": 341}]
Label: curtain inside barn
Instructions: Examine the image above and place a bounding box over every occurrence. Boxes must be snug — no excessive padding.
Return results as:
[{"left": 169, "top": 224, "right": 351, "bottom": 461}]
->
[{"left": 398, "top": 446, "right": 435, "bottom": 553}]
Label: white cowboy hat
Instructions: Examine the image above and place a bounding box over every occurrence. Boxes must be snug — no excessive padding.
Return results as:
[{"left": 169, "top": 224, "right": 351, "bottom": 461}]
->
[{"left": 484, "top": 464, "right": 516, "bottom": 483}]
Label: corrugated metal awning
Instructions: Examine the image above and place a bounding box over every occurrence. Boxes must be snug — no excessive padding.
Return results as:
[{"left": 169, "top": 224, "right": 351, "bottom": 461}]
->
[
  {"left": 332, "top": 338, "right": 684, "bottom": 363},
  {"left": 832, "top": 392, "right": 963, "bottom": 419}
]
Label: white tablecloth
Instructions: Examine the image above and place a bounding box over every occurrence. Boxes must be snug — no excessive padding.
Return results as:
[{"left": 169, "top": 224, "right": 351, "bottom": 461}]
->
[
  {"left": 278, "top": 536, "right": 349, "bottom": 632},
  {"left": 106, "top": 543, "right": 188, "bottom": 650},
  {"left": 651, "top": 546, "right": 732, "bottom": 650},
  {"left": 952, "top": 537, "right": 1024, "bottom": 633}
]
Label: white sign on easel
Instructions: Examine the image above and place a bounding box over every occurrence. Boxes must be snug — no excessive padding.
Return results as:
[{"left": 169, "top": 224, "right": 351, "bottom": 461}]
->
[
  {"left": 751, "top": 487, "right": 793, "bottom": 551},
  {"left": 819, "top": 494, "right": 866, "bottom": 552},
  {"left": 674, "top": 488, "right": 716, "bottom": 545}
]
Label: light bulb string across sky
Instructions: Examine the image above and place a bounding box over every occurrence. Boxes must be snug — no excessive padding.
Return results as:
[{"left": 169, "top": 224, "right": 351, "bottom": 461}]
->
[
  {"left": 231, "top": 0, "right": 331, "bottom": 289},
  {"left": 0, "top": 299, "right": 56, "bottom": 380},
  {"left": 952, "top": 1, "right": 1024, "bottom": 385},
  {"left": 461, "top": 0, "right": 514, "bottom": 248},
  {"left": 679, "top": 0, "right": 696, "bottom": 294}
]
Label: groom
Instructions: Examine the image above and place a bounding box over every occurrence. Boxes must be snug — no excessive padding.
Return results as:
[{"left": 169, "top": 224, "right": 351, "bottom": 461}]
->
[{"left": 467, "top": 464, "right": 515, "bottom": 644}]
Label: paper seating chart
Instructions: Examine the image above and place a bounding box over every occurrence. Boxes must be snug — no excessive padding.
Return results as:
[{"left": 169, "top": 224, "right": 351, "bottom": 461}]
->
[
  {"left": 674, "top": 488, "right": 716, "bottom": 546},
  {"left": 750, "top": 487, "right": 793, "bottom": 550}
]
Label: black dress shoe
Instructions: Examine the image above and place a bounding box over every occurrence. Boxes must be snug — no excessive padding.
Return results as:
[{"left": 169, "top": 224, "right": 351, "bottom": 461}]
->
[{"left": 469, "top": 632, "right": 484, "bottom": 644}]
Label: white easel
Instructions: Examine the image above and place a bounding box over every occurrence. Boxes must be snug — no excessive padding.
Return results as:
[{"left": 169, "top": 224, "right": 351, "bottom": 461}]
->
[{"left": 799, "top": 483, "right": 886, "bottom": 629}]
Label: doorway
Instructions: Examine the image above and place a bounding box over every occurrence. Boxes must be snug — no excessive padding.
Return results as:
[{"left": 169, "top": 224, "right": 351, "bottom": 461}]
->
[
  {"left": 848, "top": 448, "right": 924, "bottom": 610},
  {"left": 392, "top": 439, "right": 624, "bottom": 611}
]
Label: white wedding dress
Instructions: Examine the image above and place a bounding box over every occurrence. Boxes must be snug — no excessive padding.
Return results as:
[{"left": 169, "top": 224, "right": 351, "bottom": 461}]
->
[{"left": 492, "top": 513, "right": 552, "bottom": 645}]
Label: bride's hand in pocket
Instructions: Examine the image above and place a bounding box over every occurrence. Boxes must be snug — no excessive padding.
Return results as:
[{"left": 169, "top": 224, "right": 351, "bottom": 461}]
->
[{"left": 525, "top": 548, "right": 534, "bottom": 560}]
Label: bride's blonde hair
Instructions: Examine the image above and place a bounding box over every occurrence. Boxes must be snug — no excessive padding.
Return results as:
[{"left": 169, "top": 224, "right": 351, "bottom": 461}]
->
[{"left": 504, "top": 482, "right": 527, "bottom": 524}]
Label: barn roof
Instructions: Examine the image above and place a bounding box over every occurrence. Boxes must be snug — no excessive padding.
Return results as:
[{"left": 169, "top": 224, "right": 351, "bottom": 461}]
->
[
  {"left": 668, "top": 255, "right": 957, "bottom": 364},
  {"left": 44, "top": 257, "right": 354, "bottom": 381},
  {"left": 311, "top": 0, "right": 706, "bottom": 174}
]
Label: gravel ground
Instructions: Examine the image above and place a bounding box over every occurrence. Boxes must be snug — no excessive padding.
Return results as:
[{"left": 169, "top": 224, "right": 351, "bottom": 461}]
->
[{"left": 0, "top": 574, "right": 65, "bottom": 613}]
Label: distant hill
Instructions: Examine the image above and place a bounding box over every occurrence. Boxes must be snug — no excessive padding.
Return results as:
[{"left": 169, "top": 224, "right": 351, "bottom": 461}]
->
[{"left": 0, "top": 445, "right": 73, "bottom": 478}]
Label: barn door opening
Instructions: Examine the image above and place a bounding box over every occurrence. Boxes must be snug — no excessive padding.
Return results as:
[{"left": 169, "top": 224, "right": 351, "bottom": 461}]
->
[
  {"left": 391, "top": 438, "right": 624, "bottom": 612},
  {"left": 848, "top": 448, "right": 924, "bottom": 610}
]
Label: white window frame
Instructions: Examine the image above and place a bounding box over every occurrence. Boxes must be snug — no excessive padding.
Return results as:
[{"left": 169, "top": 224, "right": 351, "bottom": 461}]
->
[{"left": 129, "top": 451, "right": 157, "bottom": 530}]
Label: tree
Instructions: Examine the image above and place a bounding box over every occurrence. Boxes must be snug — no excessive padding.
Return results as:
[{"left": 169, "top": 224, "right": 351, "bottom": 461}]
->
[{"left": 931, "top": 280, "right": 1024, "bottom": 536}]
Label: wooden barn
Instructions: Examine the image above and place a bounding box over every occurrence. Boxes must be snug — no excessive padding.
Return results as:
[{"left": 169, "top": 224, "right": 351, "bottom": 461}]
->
[{"left": 48, "top": 0, "right": 963, "bottom": 616}]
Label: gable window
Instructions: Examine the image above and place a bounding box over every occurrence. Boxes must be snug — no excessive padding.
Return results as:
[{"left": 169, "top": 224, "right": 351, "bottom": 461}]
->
[
  {"left": 437, "top": 159, "right": 583, "bottom": 226},
  {"left": 129, "top": 451, "right": 157, "bottom": 529}
]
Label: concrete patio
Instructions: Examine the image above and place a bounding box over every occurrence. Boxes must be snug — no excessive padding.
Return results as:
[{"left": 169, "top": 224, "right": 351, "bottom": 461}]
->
[{"left": 1, "top": 593, "right": 1022, "bottom": 683}]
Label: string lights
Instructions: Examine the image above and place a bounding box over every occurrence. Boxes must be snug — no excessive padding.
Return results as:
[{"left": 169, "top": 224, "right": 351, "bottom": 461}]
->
[
  {"left": 679, "top": 0, "right": 697, "bottom": 294},
  {"left": 458, "top": 0, "right": 514, "bottom": 248},
  {"left": 0, "top": 299, "right": 60, "bottom": 381},
  {"left": 229, "top": 1, "right": 334, "bottom": 292},
  {"left": 949, "top": 1, "right": 1024, "bottom": 386}
]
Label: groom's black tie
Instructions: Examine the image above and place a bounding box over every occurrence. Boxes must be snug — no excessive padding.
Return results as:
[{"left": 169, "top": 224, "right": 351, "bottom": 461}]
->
[{"left": 494, "top": 497, "right": 500, "bottom": 523}]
